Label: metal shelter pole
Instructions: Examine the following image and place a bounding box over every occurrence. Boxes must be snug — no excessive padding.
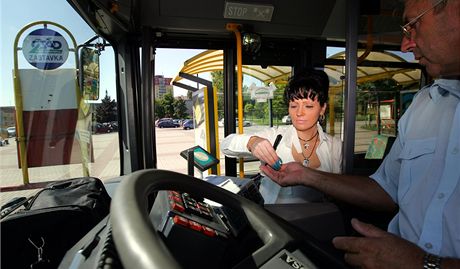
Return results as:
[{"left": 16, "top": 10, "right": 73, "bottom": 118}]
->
[
  {"left": 223, "top": 49, "right": 237, "bottom": 176},
  {"left": 343, "top": 0, "right": 359, "bottom": 173}
]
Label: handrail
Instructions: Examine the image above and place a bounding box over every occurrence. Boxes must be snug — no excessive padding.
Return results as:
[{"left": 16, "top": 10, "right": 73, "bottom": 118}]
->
[{"left": 226, "top": 23, "right": 246, "bottom": 178}]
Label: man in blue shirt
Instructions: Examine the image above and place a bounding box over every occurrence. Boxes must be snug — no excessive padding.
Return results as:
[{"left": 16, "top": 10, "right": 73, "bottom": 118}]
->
[{"left": 261, "top": 0, "right": 460, "bottom": 268}]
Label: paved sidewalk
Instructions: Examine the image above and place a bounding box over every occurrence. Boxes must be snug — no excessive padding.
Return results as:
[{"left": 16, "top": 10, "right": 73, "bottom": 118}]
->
[
  {"left": 1, "top": 122, "right": 378, "bottom": 205},
  {"left": 0, "top": 128, "right": 221, "bottom": 205}
]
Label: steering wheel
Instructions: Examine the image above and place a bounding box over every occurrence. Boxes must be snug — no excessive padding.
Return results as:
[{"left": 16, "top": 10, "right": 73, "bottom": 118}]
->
[{"left": 110, "top": 169, "right": 346, "bottom": 268}]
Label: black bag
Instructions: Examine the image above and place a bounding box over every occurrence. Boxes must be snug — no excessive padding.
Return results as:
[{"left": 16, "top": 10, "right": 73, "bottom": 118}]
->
[{"left": 1, "top": 177, "right": 111, "bottom": 269}]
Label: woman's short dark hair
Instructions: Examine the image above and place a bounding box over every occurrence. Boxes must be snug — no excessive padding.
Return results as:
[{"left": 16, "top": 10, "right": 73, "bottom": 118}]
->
[{"left": 284, "top": 68, "right": 329, "bottom": 106}]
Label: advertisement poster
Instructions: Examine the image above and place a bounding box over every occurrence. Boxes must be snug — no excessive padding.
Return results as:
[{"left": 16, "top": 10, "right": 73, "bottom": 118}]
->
[{"left": 81, "top": 47, "right": 100, "bottom": 100}]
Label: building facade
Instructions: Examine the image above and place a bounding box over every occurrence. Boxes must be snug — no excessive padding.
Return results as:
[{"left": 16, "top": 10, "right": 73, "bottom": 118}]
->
[
  {"left": 0, "top": 106, "right": 16, "bottom": 128},
  {"left": 154, "top": 75, "right": 173, "bottom": 99}
]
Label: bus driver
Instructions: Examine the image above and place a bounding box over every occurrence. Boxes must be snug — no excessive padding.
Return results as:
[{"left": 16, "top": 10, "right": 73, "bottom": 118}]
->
[{"left": 262, "top": 0, "right": 460, "bottom": 268}]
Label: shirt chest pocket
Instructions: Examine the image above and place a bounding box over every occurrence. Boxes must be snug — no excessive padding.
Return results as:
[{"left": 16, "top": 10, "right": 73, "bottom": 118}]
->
[{"left": 397, "top": 138, "right": 436, "bottom": 204}]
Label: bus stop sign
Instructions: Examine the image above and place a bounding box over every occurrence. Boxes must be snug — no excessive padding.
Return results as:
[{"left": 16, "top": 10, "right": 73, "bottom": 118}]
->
[{"left": 22, "top": 28, "right": 69, "bottom": 70}]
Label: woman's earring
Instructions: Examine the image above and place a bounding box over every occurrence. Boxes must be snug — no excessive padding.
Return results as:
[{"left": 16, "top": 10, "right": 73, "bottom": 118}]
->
[{"left": 319, "top": 114, "right": 325, "bottom": 124}]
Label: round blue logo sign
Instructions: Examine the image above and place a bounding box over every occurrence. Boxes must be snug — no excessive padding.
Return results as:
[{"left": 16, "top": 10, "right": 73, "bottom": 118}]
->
[{"left": 22, "top": 28, "right": 69, "bottom": 70}]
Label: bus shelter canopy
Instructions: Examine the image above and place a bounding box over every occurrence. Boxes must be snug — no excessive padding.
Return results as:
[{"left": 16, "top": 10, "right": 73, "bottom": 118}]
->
[{"left": 172, "top": 49, "right": 420, "bottom": 87}]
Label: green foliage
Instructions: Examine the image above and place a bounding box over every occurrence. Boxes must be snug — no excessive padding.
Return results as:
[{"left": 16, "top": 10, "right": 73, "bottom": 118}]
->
[
  {"left": 162, "top": 93, "right": 175, "bottom": 118},
  {"left": 244, "top": 103, "right": 254, "bottom": 115},
  {"left": 173, "top": 97, "right": 188, "bottom": 119},
  {"left": 271, "top": 88, "right": 288, "bottom": 120},
  {"left": 211, "top": 71, "right": 224, "bottom": 92},
  {"left": 211, "top": 71, "right": 225, "bottom": 119},
  {"left": 154, "top": 99, "right": 165, "bottom": 119},
  {"left": 356, "top": 78, "right": 400, "bottom": 117},
  {"left": 95, "top": 91, "right": 117, "bottom": 123},
  {"left": 155, "top": 94, "right": 189, "bottom": 119},
  {"left": 253, "top": 102, "right": 267, "bottom": 119}
]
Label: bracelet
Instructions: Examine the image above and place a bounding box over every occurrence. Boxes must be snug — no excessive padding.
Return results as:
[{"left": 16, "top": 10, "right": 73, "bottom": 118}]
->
[{"left": 423, "top": 253, "right": 442, "bottom": 269}]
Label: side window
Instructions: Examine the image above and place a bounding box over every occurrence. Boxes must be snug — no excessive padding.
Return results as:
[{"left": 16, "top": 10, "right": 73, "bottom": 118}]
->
[{"left": 325, "top": 48, "right": 421, "bottom": 156}]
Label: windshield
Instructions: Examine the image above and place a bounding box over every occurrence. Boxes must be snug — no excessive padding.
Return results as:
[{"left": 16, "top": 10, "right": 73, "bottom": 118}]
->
[{"left": 0, "top": 0, "right": 119, "bottom": 200}]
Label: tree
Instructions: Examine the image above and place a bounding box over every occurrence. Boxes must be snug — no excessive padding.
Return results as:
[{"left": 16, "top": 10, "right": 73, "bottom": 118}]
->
[
  {"left": 244, "top": 103, "right": 254, "bottom": 118},
  {"left": 253, "top": 102, "right": 267, "bottom": 120},
  {"left": 211, "top": 71, "right": 225, "bottom": 119},
  {"left": 95, "top": 91, "right": 117, "bottom": 123},
  {"left": 271, "top": 85, "right": 288, "bottom": 120},
  {"left": 154, "top": 99, "right": 165, "bottom": 119},
  {"left": 173, "top": 97, "right": 188, "bottom": 119},
  {"left": 162, "top": 93, "right": 175, "bottom": 117},
  {"left": 357, "top": 79, "right": 399, "bottom": 116}
]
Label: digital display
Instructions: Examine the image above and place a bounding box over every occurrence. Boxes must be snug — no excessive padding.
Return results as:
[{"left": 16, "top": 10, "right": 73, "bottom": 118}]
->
[{"left": 180, "top": 146, "right": 219, "bottom": 171}]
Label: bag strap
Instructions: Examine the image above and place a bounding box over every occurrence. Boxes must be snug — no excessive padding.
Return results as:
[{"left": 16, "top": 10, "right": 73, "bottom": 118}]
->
[{"left": 1, "top": 196, "right": 34, "bottom": 219}]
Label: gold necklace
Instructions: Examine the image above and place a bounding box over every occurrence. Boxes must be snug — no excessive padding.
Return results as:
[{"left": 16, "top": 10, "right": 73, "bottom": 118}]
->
[
  {"left": 298, "top": 131, "right": 318, "bottom": 150},
  {"left": 301, "top": 135, "right": 318, "bottom": 167}
]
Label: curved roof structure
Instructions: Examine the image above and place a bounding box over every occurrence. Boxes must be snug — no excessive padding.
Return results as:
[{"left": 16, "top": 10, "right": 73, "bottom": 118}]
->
[
  {"left": 172, "top": 50, "right": 292, "bottom": 84},
  {"left": 173, "top": 49, "right": 421, "bottom": 87},
  {"left": 325, "top": 50, "right": 421, "bottom": 88}
]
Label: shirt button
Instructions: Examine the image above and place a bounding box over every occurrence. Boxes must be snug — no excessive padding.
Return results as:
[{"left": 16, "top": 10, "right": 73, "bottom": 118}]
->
[
  {"left": 438, "top": 193, "right": 445, "bottom": 199},
  {"left": 452, "top": 147, "right": 459, "bottom": 154},
  {"left": 425, "top": 243, "right": 433, "bottom": 249}
]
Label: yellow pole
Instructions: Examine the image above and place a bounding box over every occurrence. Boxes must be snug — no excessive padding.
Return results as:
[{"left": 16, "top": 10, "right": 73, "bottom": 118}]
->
[
  {"left": 226, "top": 23, "right": 245, "bottom": 178},
  {"left": 12, "top": 56, "right": 28, "bottom": 183},
  {"left": 213, "top": 85, "right": 221, "bottom": 175},
  {"left": 204, "top": 87, "right": 212, "bottom": 174}
]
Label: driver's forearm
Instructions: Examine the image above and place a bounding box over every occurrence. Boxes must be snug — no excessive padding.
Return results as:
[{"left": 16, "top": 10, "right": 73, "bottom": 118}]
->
[
  {"left": 306, "top": 169, "right": 397, "bottom": 212},
  {"left": 442, "top": 258, "right": 460, "bottom": 269}
]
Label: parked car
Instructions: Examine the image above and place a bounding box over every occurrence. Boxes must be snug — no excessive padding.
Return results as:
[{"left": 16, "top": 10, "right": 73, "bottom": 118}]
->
[
  {"left": 93, "top": 122, "right": 113, "bottom": 133},
  {"left": 281, "top": 115, "right": 292, "bottom": 124},
  {"left": 183, "top": 119, "right": 194, "bottom": 130},
  {"left": 173, "top": 119, "right": 182, "bottom": 126},
  {"left": 109, "top": 121, "right": 119, "bottom": 131},
  {"left": 155, "top": 118, "right": 173, "bottom": 127},
  {"left": 0, "top": 136, "right": 7, "bottom": 146},
  {"left": 218, "top": 119, "right": 252, "bottom": 127},
  {"left": 7, "top": 127, "right": 16, "bottom": 137},
  {"left": 157, "top": 120, "right": 179, "bottom": 128},
  {"left": 240, "top": 120, "right": 252, "bottom": 127},
  {"left": 0, "top": 128, "right": 9, "bottom": 146}
]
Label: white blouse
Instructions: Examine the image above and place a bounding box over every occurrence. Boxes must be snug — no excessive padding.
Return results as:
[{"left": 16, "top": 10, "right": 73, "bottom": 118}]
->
[{"left": 221, "top": 123, "right": 342, "bottom": 203}]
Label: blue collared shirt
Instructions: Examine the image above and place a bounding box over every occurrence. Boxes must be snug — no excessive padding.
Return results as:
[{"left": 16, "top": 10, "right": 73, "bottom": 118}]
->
[{"left": 371, "top": 79, "right": 460, "bottom": 257}]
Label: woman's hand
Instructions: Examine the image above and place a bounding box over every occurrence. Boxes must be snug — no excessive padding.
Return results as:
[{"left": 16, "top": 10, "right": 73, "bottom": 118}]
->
[{"left": 247, "top": 136, "right": 280, "bottom": 167}]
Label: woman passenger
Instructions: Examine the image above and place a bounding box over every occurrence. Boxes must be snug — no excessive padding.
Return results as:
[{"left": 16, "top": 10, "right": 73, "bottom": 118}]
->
[{"left": 221, "top": 68, "right": 342, "bottom": 204}]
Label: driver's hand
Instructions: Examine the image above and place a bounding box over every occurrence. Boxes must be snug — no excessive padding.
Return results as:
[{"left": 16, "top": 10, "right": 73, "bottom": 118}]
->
[
  {"left": 260, "top": 162, "right": 308, "bottom": 186},
  {"left": 332, "top": 218, "right": 425, "bottom": 269},
  {"left": 248, "top": 136, "right": 280, "bottom": 168}
]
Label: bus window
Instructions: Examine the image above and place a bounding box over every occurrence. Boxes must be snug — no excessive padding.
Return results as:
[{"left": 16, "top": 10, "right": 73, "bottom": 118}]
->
[{"left": 325, "top": 47, "right": 422, "bottom": 173}]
